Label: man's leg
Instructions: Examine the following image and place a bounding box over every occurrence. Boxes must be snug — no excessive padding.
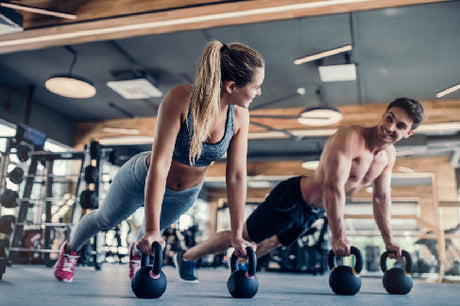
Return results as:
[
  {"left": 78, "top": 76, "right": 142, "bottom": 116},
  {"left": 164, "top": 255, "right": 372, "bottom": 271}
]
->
[
  {"left": 255, "top": 235, "right": 281, "bottom": 258},
  {"left": 183, "top": 224, "right": 252, "bottom": 261},
  {"left": 183, "top": 223, "right": 281, "bottom": 261}
]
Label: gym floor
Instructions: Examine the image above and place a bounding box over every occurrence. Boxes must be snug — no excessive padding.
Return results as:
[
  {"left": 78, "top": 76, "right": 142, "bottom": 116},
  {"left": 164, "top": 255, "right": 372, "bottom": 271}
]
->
[{"left": 0, "top": 264, "right": 458, "bottom": 305}]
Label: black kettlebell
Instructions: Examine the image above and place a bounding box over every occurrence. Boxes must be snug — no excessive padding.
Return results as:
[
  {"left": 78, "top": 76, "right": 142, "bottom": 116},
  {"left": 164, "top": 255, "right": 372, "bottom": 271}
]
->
[
  {"left": 227, "top": 247, "right": 259, "bottom": 298},
  {"left": 380, "top": 250, "right": 413, "bottom": 295},
  {"left": 328, "top": 246, "right": 363, "bottom": 295},
  {"left": 131, "top": 241, "right": 167, "bottom": 299}
]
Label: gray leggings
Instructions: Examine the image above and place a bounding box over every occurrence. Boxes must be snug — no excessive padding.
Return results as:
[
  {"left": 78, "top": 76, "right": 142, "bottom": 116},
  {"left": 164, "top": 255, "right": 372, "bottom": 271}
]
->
[{"left": 69, "top": 151, "right": 203, "bottom": 252}]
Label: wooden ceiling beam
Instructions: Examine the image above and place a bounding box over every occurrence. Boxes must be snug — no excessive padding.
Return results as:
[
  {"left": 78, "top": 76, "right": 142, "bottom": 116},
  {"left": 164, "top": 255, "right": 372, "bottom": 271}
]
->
[
  {"left": 73, "top": 99, "right": 460, "bottom": 148},
  {"left": 0, "top": 0, "right": 451, "bottom": 54}
]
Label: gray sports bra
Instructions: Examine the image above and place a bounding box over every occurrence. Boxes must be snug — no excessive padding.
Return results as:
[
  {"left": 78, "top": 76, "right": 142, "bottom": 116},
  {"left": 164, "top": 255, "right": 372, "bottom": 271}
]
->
[{"left": 172, "top": 105, "right": 234, "bottom": 167}]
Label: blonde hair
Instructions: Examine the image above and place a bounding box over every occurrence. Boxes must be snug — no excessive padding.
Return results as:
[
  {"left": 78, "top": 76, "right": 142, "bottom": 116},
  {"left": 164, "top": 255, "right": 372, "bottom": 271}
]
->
[{"left": 188, "top": 40, "right": 264, "bottom": 164}]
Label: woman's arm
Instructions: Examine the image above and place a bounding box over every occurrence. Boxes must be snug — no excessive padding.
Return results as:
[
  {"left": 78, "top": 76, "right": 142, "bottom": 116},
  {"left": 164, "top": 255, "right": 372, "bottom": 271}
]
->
[
  {"left": 225, "top": 107, "right": 252, "bottom": 257},
  {"left": 136, "top": 85, "right": 190, "bottom": 254}
]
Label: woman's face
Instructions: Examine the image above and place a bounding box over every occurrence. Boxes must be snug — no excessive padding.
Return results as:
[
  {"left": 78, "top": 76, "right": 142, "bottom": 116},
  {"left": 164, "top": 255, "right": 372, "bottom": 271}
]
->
[{"left": 226, "top": 67, "right": 265, "bottom": 109}]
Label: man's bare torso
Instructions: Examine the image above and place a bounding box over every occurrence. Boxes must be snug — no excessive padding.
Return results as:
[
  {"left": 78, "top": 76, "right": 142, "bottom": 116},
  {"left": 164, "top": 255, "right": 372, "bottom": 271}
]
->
[{"left": 300, "top": 126, "right": 394, "bottom": 208}]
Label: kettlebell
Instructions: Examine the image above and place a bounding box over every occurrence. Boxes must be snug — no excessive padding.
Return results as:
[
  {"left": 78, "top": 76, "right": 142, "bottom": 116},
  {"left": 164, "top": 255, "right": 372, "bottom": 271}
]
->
[
  {"left": 380, "top": 250, "right": 413, "bottom": 295},
  {"left": 131, "top": 241, "right": 167, "bottom": 299},
  {"left": 226, "top": 247, "right": 259, "bottom": 298},
  {"left": 328, "top": 246, "right": 363, "bottom": 295}
]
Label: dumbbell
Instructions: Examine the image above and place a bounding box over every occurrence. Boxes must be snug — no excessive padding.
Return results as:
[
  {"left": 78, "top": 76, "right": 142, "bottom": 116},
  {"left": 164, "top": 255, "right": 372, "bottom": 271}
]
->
[
  {"left": 84, "top": 165, "right": 98, "bottom": 184},
  {"left": 79, "top": 189, "right": 98, "bottom": 209},
  {"left": 7, "top": 167, "right": 24, "bottom": 184},
  {"left": 0, "top": 189, "right": 19, "bottom": 208},
  {"left": 16, "top": 144, "right": 31, "bottom": 162},
  {"left": 0, "top": 215, "right": 16, "bottom": 235}
]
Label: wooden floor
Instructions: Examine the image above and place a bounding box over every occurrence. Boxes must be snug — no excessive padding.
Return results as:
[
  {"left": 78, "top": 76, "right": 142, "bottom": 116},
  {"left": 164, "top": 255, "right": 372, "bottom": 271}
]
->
[{"left": 0, "top": 263, "right": 459, "bottom": 305}]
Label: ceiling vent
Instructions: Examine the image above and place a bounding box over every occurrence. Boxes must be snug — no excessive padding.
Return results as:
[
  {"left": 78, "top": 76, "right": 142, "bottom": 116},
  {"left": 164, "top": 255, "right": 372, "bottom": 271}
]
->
[
  {"left": 318, "top": 64, "right": 356, "bottom": 82},
  {"left": 107, "top": 71, "right": 163, "bottom": 100},
  {"left": 0, "top": 7, "right": 23, "bottom": 35}
]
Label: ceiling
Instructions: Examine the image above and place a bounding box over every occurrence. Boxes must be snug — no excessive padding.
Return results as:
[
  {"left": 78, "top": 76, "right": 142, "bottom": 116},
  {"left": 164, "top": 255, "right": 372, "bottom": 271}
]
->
[{"left": 0, "top": 0, "right": 459, "bottom": 166}]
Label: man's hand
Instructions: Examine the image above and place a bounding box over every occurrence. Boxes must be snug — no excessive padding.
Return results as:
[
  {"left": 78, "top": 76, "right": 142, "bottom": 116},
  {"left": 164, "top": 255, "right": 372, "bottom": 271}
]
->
[
  {"left": 385, "top": 239, "right": 402, "bottom": 258},
  {"left": 332, "top": 237, "right": 352, "bottom": 257},
  {"left": 231, "top": 236, "right": 256, "bottom": 258}
]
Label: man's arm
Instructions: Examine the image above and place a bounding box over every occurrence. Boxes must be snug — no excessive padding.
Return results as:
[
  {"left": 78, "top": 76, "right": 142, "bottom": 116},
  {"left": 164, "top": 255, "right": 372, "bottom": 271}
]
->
[
  {"left": 321, "top": 128, "right": 358, "bottom": 257},
  {"left": 372, "top": 149, "right": 402, "bottom": 257}
]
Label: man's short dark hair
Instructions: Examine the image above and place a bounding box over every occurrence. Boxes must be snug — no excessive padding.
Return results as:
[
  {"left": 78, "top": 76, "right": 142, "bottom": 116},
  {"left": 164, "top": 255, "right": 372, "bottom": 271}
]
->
[{"left": 386, "top": 97, "right": 424, "bottom": 130}]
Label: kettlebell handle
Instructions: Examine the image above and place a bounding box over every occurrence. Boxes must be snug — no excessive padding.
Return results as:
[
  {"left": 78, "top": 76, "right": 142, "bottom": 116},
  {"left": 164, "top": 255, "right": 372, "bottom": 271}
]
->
[
  {"left": 230, "top": 247, "right": 257, "bottom": 277},
  {"left": 140, "top": 241, "right": 163, "bottom": 276},
  {"left": 328, "top": 246, "right": 363, "bottom": 274},
  {"left": 380, "top": 250, "right": 413, "bottom": 274}
]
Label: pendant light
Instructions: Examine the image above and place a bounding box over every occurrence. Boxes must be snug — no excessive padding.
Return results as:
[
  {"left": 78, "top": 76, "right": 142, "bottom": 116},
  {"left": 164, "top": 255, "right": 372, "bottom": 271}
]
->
[
  {"left": 297, "top": 87, "right": 342, "bottom": 126},
  {"left": 45, "top": 46, "right": 96, "bottom": 98}
]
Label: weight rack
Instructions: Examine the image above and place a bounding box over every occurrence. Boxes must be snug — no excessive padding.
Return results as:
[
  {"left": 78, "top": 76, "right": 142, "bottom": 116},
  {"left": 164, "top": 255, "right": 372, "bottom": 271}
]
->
[{"left": 8, "top": 150, "right": 85, "bottom": 266}]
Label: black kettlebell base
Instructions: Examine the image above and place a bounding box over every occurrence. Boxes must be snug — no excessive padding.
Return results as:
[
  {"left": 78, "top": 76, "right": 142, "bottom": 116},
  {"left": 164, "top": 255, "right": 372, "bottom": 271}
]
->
[
  {"left": 382, "top": 268, "right": 413, "bottom": 295},
  {"left": 329, "top": 266, "right": 361, "bottom": 296},
  {"left": 227, "top": 270, "right": 258, "bottom": 299},
  {"left": 131, "top": 267, "right": 167, "bottom": 299}
]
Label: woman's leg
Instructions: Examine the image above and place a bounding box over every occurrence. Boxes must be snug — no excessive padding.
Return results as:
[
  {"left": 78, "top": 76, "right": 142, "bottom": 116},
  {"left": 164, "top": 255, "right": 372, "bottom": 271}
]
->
[{"left": 68, "top": 152, "right": 149, "bottom": 252}]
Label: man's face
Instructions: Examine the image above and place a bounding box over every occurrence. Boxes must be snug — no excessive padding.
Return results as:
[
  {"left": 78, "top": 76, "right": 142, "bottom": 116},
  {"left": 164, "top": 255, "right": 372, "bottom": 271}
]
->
[{"left": 377, "top": 106, "right": 415, "bottom": 144}]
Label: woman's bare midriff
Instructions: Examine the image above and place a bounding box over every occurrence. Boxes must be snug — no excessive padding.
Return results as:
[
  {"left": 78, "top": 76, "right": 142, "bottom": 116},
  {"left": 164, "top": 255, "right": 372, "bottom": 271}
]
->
[{"left": 146, "top": 153, "right": 208, "bottom": 191}]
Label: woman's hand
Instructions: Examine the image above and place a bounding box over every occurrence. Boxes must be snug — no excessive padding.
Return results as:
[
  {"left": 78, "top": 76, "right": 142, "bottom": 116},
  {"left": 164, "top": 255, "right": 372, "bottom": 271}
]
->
[{"left": 136, "top": 230, "right": 165, "bottom": 255}]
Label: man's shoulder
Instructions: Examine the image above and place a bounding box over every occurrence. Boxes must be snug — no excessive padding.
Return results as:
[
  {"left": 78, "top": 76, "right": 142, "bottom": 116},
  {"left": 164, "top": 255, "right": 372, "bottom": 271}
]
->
[{"left": 334, "top": 125, "right": 366, "bottom": 141}]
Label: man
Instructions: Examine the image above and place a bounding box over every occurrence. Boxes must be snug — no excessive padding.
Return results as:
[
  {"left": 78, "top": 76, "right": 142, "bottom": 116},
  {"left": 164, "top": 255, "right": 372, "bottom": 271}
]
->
[{"left": 174, "top": 97, "right": 424, "bottom": 282}]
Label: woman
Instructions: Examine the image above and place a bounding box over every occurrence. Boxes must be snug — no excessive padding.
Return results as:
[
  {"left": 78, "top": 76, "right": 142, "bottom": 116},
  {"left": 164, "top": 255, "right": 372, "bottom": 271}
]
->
[{"left": 54, "top": 40, "right": 265, "bottom": 283}]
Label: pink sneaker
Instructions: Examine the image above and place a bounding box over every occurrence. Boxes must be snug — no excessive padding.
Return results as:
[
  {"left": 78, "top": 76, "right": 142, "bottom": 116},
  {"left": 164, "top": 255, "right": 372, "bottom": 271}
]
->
[
  {"left": 54, "top": 241, "right": 79, "bottom": 282},
  {"left": 128, "top": 242, "right": 141, "bottom": 280}
]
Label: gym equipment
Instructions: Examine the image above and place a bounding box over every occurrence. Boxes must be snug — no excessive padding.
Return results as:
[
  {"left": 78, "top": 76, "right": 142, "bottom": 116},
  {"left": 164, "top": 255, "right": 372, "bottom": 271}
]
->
[
  {"left": 259, "top": 217, "right": 329, "bottom": 274},
  {"left": 79, "top": 189, "right": 98, "bottom": 209},
  {"left": 0, "top": 257, "right": 7, "bottom": 279},
  {"left": 7, "top": 166, "right": 24, "bottom": 184},
  {"left": 227, "top": 247, "right": 259, "bottom": 298},
  {"left": 89, "top": 141, "right": 101, "bottom": 160},
  {"left": 131, "top": 241, "right": 167, "bottom": 299},
  {"left": 84, "top": 165, "right": 98, "bottom": 184},
  {"left": 16, "top": 144, "right": 31, "bottom": 162},
  {"left": 0, "top": 189, "right": 19, "bottom": 208},
  {"left": 328, "top": 246, "right": 363, "bottom": 295},
  {"left": 365, "top": 245, "right": 381, "bottom": 272},
  {"left": 0, "top": 215, "right": 16, "bottom": 234},
  {"left": 380, "top": 250, "right": 413, "bottom": 295},
  {"left": 8, "top": 150, "right": 85, "bottom": 267}
]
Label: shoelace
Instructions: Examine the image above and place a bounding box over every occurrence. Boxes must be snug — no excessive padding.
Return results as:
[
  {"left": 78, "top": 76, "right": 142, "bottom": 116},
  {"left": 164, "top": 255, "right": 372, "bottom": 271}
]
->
[{"left": 62, "top": 254, "right": 79, "bottom": 272}]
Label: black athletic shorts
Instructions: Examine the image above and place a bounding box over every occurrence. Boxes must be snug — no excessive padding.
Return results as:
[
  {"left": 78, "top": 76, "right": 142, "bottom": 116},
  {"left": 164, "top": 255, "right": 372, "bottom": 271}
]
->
[{"left": 246, "top": 176, "right": 324, "bottom": 246}]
